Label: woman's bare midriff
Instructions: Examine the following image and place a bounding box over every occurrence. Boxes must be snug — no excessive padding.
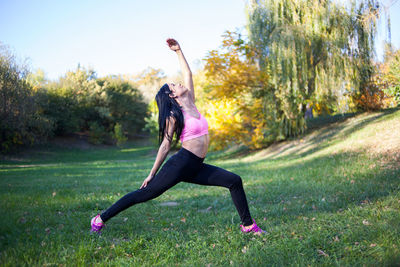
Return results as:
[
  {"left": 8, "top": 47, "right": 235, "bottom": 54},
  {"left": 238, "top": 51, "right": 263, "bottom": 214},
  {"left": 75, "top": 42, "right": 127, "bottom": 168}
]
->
[{"left": 182, "top": 134, "right": 209, "bottom": 158}]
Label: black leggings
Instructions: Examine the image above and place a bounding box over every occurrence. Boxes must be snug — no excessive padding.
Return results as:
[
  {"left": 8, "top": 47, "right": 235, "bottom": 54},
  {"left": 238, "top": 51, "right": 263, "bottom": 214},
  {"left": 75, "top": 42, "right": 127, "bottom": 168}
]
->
[{"left": 100, "top": 147, "right": 253, "bottom": 226}]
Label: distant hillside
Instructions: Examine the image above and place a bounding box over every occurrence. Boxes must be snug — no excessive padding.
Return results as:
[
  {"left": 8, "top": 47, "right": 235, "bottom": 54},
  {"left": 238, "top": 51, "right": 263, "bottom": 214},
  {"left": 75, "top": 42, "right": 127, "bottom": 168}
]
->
[{"left": 234, "top": 108, "right": 400, "bottom": 169}]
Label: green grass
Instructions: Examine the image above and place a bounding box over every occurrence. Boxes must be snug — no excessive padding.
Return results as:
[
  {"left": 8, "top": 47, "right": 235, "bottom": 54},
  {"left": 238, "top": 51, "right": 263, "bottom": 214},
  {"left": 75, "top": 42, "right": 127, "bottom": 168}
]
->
[{"left": 1, "top": 109, "right": 400, "bottom": 266}]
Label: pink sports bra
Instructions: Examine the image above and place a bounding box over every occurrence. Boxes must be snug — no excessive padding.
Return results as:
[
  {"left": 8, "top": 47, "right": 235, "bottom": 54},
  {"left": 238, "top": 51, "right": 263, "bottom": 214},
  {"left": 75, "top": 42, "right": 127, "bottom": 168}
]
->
[{"left": 180, "top": 106, "right": 209, "bottom": 143}]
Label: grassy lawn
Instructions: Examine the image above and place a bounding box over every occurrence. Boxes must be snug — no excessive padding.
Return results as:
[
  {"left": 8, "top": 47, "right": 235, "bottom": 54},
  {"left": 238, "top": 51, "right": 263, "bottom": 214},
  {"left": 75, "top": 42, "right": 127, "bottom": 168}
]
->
[{"left": 1, "top": 108, "right": 399, "bottom": 266}]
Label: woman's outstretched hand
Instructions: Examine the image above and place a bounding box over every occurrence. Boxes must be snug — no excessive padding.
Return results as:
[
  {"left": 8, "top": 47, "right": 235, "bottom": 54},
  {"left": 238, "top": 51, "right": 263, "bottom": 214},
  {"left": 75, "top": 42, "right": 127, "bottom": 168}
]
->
[
  {"left": 140, "top": 174, "right": 154, "bottom": 189},
  {"left": 166, "top": 38, "right": 181, "bottom": 52}
]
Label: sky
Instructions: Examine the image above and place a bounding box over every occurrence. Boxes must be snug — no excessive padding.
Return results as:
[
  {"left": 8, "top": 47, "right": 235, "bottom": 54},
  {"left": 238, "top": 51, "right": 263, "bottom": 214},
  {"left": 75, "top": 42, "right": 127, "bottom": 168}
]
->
[{"left": 0, "top": 0, "right": 399, "bottom": 81}]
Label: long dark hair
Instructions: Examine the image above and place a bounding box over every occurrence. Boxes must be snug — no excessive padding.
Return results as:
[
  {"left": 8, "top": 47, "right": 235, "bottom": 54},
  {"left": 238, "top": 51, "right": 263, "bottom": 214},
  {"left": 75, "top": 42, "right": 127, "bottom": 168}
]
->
[{"left": 155, "top": 83, "right": 184, "bottom": 145}]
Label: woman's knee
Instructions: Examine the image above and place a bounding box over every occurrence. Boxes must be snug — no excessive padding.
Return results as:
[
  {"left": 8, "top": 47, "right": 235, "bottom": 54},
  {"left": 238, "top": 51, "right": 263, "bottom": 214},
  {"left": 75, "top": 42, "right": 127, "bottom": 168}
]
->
[{"left": 229, "top": 173, "right": 243, "bottom": 188}]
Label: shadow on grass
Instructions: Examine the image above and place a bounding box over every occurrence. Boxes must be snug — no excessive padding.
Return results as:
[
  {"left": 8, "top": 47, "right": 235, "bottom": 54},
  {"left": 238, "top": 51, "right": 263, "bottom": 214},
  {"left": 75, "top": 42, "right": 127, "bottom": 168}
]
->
[
  {"left": 22, "top": 150, "right": 398, "bottom": 230},
  {"left": 2, "top": 145, "right": 400, "bottom": 266},
  {"left": 305, "top": 107, "right": 399, "bottom": 130},
  {"left": 0, "top": 143, "right": 157, "bottom": 167},
  {"left": 293, "top": 107, "right": 399, "bottom": 158},
  {"left": 207, "top": 107, "right": 399, "bottom": 163},
  {"left": 239, "top": 108, "right": 398, "bottom": 163},
  {"left": 3, "top": 146, "right": 399, "bottom": 219}
]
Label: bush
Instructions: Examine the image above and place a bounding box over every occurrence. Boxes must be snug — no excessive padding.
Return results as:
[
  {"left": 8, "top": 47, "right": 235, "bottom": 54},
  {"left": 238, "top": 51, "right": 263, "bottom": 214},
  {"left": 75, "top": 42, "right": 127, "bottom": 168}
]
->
[
  {"left": 383, "top": 85, "right": 400, "bottom": 105},
  {"left": 96, "top": 78, "right": 148, "bottom": 135},
  {"left": 353, "top": 81, "right": 386, "bottom": 111},
  {"left": 1, "top": 50, "right": 149, "bottom": 151},
  {"left": 113, "top": 123, "right": 127, "bottom": 147},
  {"left": 379, "top": 45, "right": 400, "bottom": 107},
  {"left": 0, "top": 44, "right": 54, "bottom": 153},
  {"left": 38, "top": 71, "right": 149, "bottom": 145},
  {"left": 143, "top": 100, "right": 159, "bottom": 141},
  {"left": 88, "top": 121, "right": 108, "bottom": 145},
  {"left": 37, "top": 87, "right": 81, "bottom": 135}
]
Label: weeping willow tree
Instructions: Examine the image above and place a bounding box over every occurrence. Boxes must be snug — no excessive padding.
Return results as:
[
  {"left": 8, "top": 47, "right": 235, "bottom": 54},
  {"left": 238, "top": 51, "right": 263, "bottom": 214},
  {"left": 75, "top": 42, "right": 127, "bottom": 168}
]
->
[{"left": 246, "top": 0, "right": 382, "bottom": 140}]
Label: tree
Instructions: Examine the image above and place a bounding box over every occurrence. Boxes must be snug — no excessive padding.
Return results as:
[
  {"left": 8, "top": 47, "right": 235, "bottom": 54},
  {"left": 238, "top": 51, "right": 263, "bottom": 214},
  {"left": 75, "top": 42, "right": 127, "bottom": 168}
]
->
[
  {"left": 380, "top": 44, "right": 400, "bottom": 105},
  {"left": 39, "top": 66, "right": 98, "bottom": 135},
  {"left": 38, "top": 67, "right": 149, "bottom": 144},
  {"left": 95, "top": 77, "right": 148, "bottom": 136},
  {"left": 128, "top": 67, "right": 167, "bottom": 103},
  {"left": 246, "top": 0, "right": 382, "bottom": 136},
  {"left": 203, "top": 31, "right": 269, "bottom": 149},
  {"left": 0, "top": 43, "right": 53, "bottom": 153}
]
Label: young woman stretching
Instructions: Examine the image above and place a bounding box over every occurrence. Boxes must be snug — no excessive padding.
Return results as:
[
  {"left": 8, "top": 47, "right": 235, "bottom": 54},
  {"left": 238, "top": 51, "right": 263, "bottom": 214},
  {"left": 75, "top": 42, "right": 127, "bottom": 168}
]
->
[{"left": 90, "top": 38, "right": 265, "bottom": 234}]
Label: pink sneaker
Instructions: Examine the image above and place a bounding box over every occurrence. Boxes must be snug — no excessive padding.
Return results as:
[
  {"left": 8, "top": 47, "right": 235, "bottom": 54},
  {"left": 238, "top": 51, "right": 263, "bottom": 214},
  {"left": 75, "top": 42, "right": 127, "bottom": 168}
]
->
[
  {"left": 90, "top": 214, "right": 105, "bottom": 233},
  {"left": 240, "top": 219, "right": 267, "bottom": 235}
]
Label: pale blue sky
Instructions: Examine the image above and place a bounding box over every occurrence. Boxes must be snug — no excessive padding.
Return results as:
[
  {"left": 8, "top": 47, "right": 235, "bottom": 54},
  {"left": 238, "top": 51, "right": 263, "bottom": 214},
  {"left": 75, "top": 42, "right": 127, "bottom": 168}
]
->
[{"left": 0, "top": 0, "right": 399, "bottom": 80}]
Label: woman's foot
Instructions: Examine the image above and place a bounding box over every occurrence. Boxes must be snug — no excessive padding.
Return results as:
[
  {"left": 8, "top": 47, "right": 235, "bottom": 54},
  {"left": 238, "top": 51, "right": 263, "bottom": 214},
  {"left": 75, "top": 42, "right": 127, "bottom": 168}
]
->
[
  {"left": 240, "top": 219, "right": 267, "bottom": 235},
  {"left": 90, "top": 214, "right": 105, "bottom": 233}
]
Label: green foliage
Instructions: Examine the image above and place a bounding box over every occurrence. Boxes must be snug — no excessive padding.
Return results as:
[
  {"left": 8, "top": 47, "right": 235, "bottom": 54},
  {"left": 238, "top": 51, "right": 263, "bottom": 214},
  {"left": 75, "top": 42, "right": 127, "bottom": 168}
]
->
[
  {"left": 96, "top": 77, "right": 148, "bottom": 135},
  {"left": 246, "top": 0, "right": 381, "bottom": 140},
  {"left": 383, "top": 85, "right": 400, "bottom": 103},
  {"left": 380, "top": 45, "right": 400, "bottom": 105},
  {"left": 0, "top": 43, "right": 54, "bottom": 153},
  {"left": 0, "top": 54, "right": 149, "bottom": 153},
  {"left": 143, "top": 100, "right": 159, "bottom": 142},
  {"left": 37, "top": 86, "right": 82, "bottom": 135},
  {"left": 113, "top": 123, "right": 127, "bottom": 147},
  {"left": 36, "top": 68, "right": 148, "bottom": 144},
  {"left": 88, "top": 121, "right": 108, "bottom": 145}
]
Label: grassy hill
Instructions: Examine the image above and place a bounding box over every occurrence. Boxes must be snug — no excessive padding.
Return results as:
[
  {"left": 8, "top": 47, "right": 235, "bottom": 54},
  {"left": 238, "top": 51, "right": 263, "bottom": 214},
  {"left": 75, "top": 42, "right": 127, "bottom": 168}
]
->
[{"left": 1, "top": 108, "right": 399, "bottom": 266}]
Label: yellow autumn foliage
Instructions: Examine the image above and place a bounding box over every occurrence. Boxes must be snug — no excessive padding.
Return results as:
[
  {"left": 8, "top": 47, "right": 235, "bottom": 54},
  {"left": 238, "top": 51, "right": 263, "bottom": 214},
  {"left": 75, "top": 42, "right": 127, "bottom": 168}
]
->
[
  {"left": 203, "top": 98, "right": 244, "bottom": 150},
  {"left": 198, "top": 31, "right": 270, "bottom": 150}
]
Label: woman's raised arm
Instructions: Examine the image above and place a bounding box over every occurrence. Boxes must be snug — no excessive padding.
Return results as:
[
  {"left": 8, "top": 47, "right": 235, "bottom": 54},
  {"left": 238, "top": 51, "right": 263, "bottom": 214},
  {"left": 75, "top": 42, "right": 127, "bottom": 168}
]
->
[{"left": 166, "top": 38, "right": 195, "bottom": 101}]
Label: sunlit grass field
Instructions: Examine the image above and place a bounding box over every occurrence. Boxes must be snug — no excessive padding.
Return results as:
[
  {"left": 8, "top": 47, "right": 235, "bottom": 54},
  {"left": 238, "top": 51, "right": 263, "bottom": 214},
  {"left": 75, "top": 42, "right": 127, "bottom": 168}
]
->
[{"left": 1, "top": 109, "right": 399, "bottom": 266}]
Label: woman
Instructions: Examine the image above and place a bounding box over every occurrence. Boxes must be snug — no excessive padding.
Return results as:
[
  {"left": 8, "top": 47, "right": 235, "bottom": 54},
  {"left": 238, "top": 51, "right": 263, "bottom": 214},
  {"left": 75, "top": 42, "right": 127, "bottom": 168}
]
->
[{"left": 90, "top": 38, "right": 265, "bottom": 234}]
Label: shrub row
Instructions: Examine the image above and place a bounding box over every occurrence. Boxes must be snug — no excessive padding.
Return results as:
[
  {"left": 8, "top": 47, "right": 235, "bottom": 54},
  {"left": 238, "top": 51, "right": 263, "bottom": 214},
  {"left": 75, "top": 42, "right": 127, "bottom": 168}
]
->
[{"left": 0, "top": 45, "right": 148, "bottom": 153}]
